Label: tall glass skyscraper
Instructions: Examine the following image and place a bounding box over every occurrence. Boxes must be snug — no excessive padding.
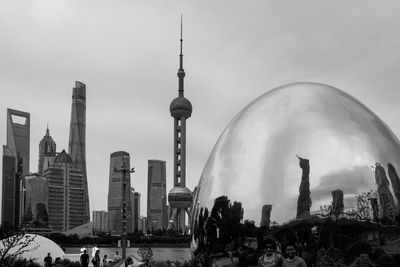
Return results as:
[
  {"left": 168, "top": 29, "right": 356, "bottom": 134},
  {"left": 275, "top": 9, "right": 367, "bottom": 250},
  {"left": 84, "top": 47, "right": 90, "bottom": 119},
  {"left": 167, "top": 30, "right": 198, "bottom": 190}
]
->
[
  {"left": 1, "top": 108, "right": 30, "bottom": 226},
  {"left": 147, "top": 159, "right": 168, "bottom": 231},
  {"left": 68, "top": 81, "right": 90, "bottom": 223},
  {"left": 107, "top": 151, "right": 133, "bottom": 234}
]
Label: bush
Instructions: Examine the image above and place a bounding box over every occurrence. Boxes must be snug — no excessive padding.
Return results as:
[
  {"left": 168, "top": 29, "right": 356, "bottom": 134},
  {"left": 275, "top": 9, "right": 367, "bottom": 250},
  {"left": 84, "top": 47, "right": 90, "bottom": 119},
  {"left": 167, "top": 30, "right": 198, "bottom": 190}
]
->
[
  {"left": 11, "top": 259, "right": 41, "bottom": 267},
  {"left": 351, "top": 254, "right": 375, "bottom": 267}
]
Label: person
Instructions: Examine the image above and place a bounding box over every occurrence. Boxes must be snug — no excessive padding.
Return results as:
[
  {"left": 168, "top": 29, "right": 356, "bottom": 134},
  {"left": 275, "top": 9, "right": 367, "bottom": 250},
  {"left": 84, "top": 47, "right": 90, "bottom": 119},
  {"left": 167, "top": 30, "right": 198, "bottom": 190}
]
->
[
  {"left": 282, "top": 244, "right": 306, "bottom": 267},
  {"left": 112, "top": 251, "right": 122, "bottom": 263},
  {"left": 125, "top": 257, "right": 133, "bottom": 267},
  {"left": 44, "top": 252, "right": 53, "bottom": 267},
  {"left": 92, "top": 249, "right": 101, "bottom": 267},
  {"left": 102, "top": 254, "right": 108, "bottom": 267},
  {"left": 258, "top": 238, "right": 284, "bottom": 267},
  {"left": 54, "top": 257, "right": 62, "bottom": 267},
  {"left": 80, "top": 249, "right": 90, "bottom": 267}
]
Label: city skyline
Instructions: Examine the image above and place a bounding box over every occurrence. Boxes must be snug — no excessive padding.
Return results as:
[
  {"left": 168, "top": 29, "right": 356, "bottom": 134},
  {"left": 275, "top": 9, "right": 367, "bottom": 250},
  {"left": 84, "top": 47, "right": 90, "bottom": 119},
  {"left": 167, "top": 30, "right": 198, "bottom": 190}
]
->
[{"left": 1, "top": 1, "right": 400, "bottom": 220}]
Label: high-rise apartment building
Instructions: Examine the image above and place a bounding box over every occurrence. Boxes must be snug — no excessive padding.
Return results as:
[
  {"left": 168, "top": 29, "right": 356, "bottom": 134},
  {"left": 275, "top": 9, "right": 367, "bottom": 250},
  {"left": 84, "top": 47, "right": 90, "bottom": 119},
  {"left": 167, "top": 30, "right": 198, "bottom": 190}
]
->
[
  {"left": 93, "top": 210, "right": 108, "bottom": 233},
  {"left": 147, "top": 160, "right": 168, "bottom": 231},
  {"left": 2, "top": 108, "right": 30, "bottom": 226},
  {"left": 38, "top": 127, "right": 56, "bottom": 176},
  {"left": 68, "top": 81, "right": 90, "bottom": 223},
  {"left": 108, "top": 151, "right": 133, "bottom": 235},
  {"left": 45, "top": 150, "right": 86, "bottom": 232}
]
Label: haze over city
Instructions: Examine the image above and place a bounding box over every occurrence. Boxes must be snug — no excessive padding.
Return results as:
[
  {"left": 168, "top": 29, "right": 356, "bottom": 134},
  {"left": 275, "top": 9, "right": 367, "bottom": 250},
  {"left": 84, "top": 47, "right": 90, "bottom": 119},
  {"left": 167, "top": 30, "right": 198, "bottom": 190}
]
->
[{"left": 1, "top": 0, "right": 400, "bottom": 220}]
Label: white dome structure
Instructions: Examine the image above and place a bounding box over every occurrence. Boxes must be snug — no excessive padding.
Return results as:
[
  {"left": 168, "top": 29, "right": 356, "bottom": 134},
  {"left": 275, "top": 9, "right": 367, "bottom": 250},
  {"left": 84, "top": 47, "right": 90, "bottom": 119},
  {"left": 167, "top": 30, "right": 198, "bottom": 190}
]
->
[{"left": 0, "top": 234, "right": 64, "bottom": 263}]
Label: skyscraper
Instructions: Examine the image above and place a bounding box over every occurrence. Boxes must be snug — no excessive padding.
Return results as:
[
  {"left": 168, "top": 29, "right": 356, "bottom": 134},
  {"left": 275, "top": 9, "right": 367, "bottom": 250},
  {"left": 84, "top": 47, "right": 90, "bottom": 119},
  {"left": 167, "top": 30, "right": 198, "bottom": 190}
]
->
[
  {"left": 167, "top": 20, "right": 193, "bottom": 233},
  {"left": 1, "top": 108, "right": 30, "bottom": 226},
  {"left": 133, "top": 191, "right": 141, "bottom": 231},
  {"left": 147, "top": 160, "right": 168, "bottom": 231},
  {"left": 38, "top": 127, "right": 56, "bottom": 176},
  {"left": 68, "top": 81, "right": 89, "bottom": 222},
  {"left": 108, "top": 151, "right": 133, "bottom": 235},
  {"left": 45, "top": 150, "right": 86, "bottom": 232}
]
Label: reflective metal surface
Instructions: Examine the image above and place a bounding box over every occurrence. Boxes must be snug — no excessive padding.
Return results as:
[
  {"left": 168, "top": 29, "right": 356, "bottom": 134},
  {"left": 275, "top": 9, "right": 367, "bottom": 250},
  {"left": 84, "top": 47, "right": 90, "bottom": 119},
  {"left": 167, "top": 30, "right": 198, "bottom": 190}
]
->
[{"left": 192, "top": 82, "right": 400, "bottom": 230}]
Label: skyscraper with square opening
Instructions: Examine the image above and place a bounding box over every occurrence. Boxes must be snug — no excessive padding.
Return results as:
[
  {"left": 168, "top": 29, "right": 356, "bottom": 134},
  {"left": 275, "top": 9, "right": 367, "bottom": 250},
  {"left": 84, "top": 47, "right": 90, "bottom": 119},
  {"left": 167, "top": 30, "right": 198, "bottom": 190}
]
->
[{"left": 1, "top": 108, "right": 30, "bottom": 226}]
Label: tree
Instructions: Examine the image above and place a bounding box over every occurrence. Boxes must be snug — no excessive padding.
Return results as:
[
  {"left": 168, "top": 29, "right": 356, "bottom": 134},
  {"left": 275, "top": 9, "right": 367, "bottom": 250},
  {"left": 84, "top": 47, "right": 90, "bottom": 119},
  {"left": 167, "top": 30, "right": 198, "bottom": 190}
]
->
[{"left": 0, "top": 223, "right": 37, "bottom": 266}]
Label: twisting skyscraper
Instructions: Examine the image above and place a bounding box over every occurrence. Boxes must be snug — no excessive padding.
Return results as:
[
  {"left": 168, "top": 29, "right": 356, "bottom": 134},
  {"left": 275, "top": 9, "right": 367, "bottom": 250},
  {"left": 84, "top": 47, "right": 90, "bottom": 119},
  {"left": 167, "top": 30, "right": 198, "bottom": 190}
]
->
[
  {"left": 68, "top": 81, "right": 90, "bottom": 223},
  {"left": 168, "top": 19, "right": 193, "bottom": 233}
]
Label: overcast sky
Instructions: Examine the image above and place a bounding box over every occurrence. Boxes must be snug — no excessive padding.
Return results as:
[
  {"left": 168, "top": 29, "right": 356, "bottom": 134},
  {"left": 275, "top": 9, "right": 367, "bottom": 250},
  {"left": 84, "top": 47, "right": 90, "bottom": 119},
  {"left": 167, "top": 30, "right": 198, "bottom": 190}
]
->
[{"left": 1, "top": 0, "right": 400, "bottom": 219}]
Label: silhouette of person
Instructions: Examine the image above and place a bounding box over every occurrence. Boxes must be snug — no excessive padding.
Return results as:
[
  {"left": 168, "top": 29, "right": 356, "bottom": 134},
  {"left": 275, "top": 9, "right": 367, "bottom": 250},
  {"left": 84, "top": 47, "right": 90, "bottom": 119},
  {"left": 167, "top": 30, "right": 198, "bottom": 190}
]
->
[
  {"left": 80, "top": 249, "right": 90, "bottom": 267},
  {"left": 102, "top": 255, "right": 108, "bottom": 267},
  {"left": 44, "top": 252, "right": 52, "bottom": 267},
  {"left": 92, "top": 249, "right": 101, "bottom": 267}
]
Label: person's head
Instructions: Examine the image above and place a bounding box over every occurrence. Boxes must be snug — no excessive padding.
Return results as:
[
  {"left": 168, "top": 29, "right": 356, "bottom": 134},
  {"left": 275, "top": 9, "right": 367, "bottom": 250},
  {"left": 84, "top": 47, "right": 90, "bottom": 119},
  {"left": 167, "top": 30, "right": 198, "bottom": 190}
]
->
[
  {"left": 96, "top": 250, "right": 100, "bottom": 255},
  {"left": 116, "top": 251, "right": 119, "bottom": 255},
  {"left": 83, "top": 250, "right": 87, "bottom": 253},
  {"left": 264, "top": 238, "right": 277, "bottom": 256},
  {"left": 125, "top": 257, "right": 133, "bottom": 267},
  {"left": 104, "top": 255, "right": 107, "bottom": 258},
  {"left": 285, "top": 244, "right": 297, "bottom": 259}
]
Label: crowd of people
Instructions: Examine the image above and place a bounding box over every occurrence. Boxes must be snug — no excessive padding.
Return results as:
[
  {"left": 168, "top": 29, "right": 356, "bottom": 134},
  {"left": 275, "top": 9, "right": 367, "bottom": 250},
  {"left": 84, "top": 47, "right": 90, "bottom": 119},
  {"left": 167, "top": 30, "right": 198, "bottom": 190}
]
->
[
  {"left": 44, "top": 249, "right": 123, "bottom": 267},
  {"left": 79, "top": 249, "right": 123, "bottom": 267}
]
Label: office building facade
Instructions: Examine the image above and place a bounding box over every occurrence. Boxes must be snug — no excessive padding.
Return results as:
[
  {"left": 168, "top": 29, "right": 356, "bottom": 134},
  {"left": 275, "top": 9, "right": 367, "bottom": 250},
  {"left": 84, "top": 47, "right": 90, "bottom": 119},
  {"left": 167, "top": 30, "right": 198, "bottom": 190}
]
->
[
  {"left": 20, "top": 174, "right": 49, "bottom": 227},
  {"left": 45, "top": 150, "right": 86, "bottom": 232},
  {"left": 147, "top": 160, "right": 168, "bottom": 231}
]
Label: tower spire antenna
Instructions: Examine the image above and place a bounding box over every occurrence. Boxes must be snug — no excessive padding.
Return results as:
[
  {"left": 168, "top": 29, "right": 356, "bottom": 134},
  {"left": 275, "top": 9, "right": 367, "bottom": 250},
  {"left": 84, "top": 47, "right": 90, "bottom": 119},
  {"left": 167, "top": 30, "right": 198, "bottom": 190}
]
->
[
  {"left": 178, "top": 14, "right": 185, "bottom": 97},
  {"left": 180, "top": 14, "right": 183, "bottom": 56}
]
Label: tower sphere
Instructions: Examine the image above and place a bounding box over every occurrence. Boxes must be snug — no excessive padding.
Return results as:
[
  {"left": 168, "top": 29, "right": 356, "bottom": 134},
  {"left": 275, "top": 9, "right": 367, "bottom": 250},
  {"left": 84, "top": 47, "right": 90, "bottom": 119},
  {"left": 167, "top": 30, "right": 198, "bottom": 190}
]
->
[
  {"left": 168, "top": 186, "right": 193, "bottom": 209},
  {"left": 192, "top": 82, "right": 400, "bottom": 229},
  {"left": 170, "top": 96, "right": 193, "bottom": 119}
]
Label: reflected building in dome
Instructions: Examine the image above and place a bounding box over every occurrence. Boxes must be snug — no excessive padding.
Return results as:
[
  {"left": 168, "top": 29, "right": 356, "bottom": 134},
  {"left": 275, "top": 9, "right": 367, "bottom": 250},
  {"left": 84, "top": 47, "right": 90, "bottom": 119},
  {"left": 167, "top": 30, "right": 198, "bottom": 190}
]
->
[{"left": 192, "top": 83, "right": 400, "bottom": 241}]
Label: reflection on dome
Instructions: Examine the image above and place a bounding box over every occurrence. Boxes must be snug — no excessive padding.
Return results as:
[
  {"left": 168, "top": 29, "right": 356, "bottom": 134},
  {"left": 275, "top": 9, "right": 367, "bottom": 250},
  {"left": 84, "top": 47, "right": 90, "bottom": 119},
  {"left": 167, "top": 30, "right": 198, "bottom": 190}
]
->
[{"left": 192, "top": 82, "right": 400, "bottom": 239}]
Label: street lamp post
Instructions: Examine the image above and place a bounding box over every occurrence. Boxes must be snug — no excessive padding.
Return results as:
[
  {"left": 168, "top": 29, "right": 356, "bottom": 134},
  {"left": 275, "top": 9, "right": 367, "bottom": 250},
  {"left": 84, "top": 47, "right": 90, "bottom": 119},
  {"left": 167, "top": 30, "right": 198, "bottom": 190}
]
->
[{"left": 114, "top": 163, "right": 135, "bottom": 260}]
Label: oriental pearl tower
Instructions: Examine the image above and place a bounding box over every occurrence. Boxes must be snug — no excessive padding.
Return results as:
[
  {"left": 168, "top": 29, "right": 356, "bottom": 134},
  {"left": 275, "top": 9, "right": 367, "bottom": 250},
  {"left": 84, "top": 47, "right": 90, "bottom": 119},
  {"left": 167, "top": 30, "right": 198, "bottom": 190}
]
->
[{"left": 167, "top": 18, "right": 193, "bottom": 233}]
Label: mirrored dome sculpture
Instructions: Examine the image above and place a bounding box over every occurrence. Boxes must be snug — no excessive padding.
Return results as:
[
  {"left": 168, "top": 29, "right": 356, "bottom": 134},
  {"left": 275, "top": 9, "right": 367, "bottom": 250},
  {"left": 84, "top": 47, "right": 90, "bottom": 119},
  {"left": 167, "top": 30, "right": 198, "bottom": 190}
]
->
[{"left": 192, "top": 82, "right": 400, "bottom": 239}]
